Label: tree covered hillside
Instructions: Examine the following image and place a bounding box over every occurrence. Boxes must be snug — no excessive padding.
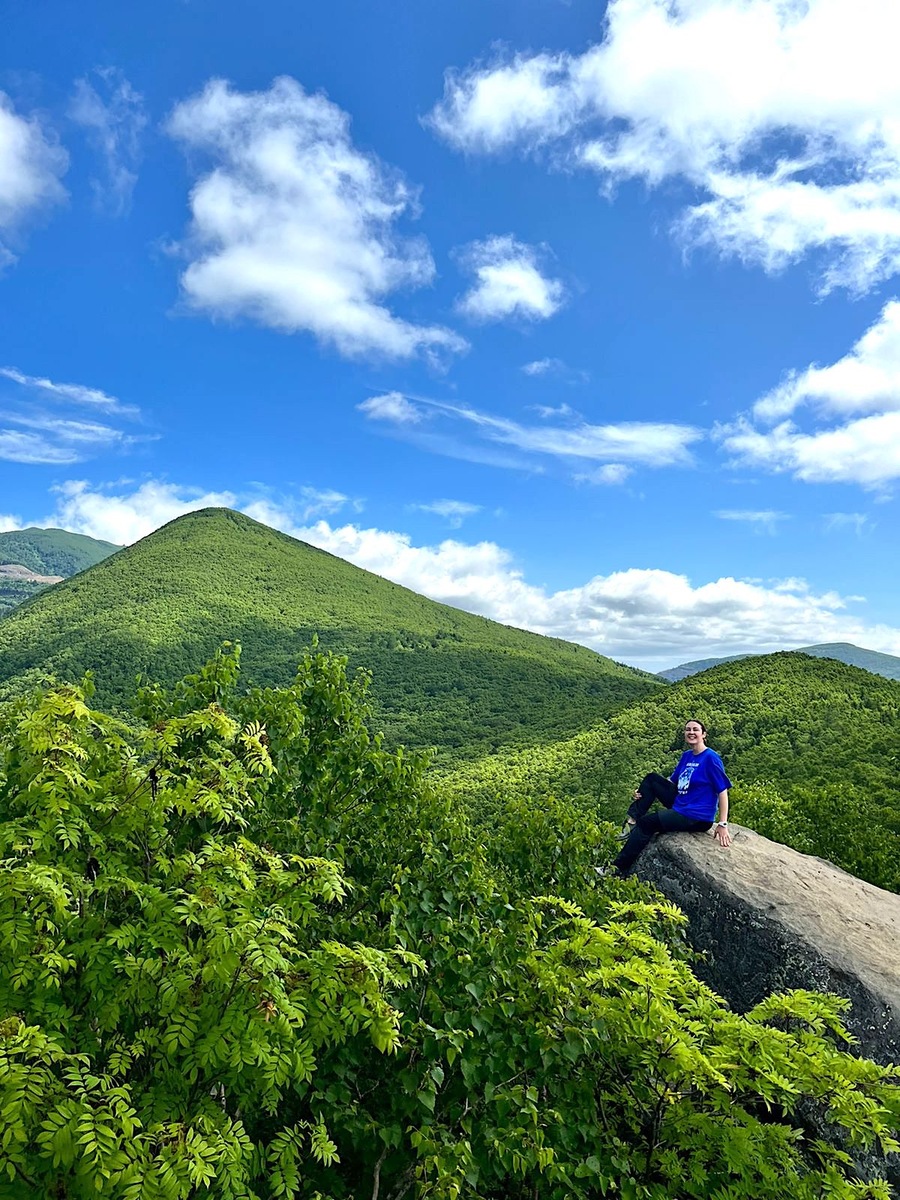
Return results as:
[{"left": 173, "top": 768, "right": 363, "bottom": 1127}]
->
[
  {"left": 1, "top": 647, "right": 896, "bottom": 1198},
  {"left": 658, "top": 642, "right": 900, "bottom": 683},
  {"left": 0, "top": 527, "right": 120, "bottom": 616},
  {"left": 0, "top": 508, "right": 659, "bottom": 762},
  {"left": 449, "top": 652, "right": 900, "bottom": 892}
]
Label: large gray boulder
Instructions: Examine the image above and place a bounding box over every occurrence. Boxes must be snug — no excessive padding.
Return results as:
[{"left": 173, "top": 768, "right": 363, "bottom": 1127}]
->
[
  {"left": 638, "top": 825, "right": 900, "bottom": 1184},
  {"left": 638, "top": 824, "right": 900, "bottom": 1061}
]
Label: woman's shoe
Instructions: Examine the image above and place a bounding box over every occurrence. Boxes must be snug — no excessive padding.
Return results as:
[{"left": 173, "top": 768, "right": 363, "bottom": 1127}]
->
[{"left": 617, "top": 818, "right": 636, "bottom": 840}]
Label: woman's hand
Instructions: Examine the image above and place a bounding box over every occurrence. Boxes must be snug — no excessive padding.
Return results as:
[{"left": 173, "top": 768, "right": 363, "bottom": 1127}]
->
[
  {"left": 713, "top": 824, "right": 732, "bottom": 848},
  {"left": 632, "top": 789, "right": 642, "bottom": 802}
]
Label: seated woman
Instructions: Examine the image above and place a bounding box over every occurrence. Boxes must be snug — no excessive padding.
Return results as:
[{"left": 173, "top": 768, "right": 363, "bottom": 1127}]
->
[{"left": 604, "top": 719, "right": 732, "bottom": 877}]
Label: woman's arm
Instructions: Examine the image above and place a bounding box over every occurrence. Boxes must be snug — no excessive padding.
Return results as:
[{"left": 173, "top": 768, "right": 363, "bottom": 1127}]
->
[{"left": 713, "top": 789, "right": 731, "bottom": 847}]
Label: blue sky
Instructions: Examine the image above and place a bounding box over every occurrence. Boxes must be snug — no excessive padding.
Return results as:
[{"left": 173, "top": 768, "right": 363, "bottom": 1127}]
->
[{"left": 2, "top": 0, "right": 900, "bottom": 669}]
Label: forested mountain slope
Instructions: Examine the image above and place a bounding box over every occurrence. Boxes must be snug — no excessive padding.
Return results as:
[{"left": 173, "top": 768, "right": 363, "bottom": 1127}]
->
[
  {"left": 0, "top": 527, "right": 119, "bottom": 615},
  {"left": 0, "top": 507, "right": 659, "bottom": 761},
  {"left": 659, "top": 641, "right": 900, "bottom": 682},
  {"left": 449, "top": 652, "right": 900, "bottom": 891}
]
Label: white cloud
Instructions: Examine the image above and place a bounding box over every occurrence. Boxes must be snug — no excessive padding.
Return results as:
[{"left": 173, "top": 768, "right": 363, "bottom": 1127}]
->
[
  {"left": 579, "top": 463, "right": 632, "bottom": 486},
  {"left": 70, "top": 68, "right": 147, "bottom": 215},
  {"left": 824, "top": 511, "right": 871, "bottom": 534},
  {"left": 754, "top": 301, "right": 900, "bottom": 422},
  {"left": 0, "top": 367, "right": 140, "bottom": 465},
  {"left": 32, "top": 479, "right": 900, "bottom": 668},
  {"left": 413, "top": 499, "right": 481, "bottom": 527},
  {"left": 0, "top": 366, "right": 133, "bottom": 414},
  {"left": 716, "top": 509, "right": 788, "bottom": 532},
  {"left": 166, "top": 77, "right": 466, "bottom": 361},
  {"left": 531, "top": 402, "right": 576, "bottom": 419},
  {"left": 455, "top": 234, "right": 564, "bottom": 322},
  {"left": 360, "top": 392, "right": 702, "bottom": 470},
  {"left": 719, "top": 411, "right": 900, "bottom": 489},
  {"left": 522, "top": 357, "right": 563, "bottom": 376},
  {"left": 0, "top": 91, "right": 67, "bottom": 261},
  {"left": 358, "top": 391, "right": 422, "bottom": 424},
  {"left": 50, "top": 480, "right": 238, "bottom": 544},
  {"left": 0, "top": 514, "right": 21, "bottom": 532},
  {"left": 721, "top": 301, "right": 900, "bottom": 489},
  {"left": 429, "top": 0, "right": 900, "bottom": 292},
  {"left": 0, "top": 416, "right": 126, "bottom": 464}
]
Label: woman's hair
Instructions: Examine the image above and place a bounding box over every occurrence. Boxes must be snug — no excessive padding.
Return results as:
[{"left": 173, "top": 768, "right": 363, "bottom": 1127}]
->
[{"left": 684, "top": 718, "right": 707, "bottom": 735}]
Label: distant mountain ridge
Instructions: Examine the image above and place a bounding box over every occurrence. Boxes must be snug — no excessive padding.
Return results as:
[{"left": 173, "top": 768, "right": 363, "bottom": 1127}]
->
[
  {"left": 0, "top": 527, "right": 120, "bottom": 616},
  {"left": 658, "top": 642, "right": 900, "bottom": 683},
  {"left": 0, "top": 508, "right": 661, "bottom": 762}
]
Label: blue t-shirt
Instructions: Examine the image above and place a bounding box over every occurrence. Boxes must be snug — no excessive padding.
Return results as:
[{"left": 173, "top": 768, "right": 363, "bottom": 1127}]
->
[{"left": 670, "top": 749, "right": 732, "bottom": 822}]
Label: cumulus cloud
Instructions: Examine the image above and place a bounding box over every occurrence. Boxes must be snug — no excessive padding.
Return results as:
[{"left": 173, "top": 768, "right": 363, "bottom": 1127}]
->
[
  {"left": 754, "top": 301, "right": 900, "bottom": 422},
  {"left": 36, "top": 478, "right": 900, "bottom": 668},
  {"left": 359, "top": 391, "right": 702, "bottom": 471},
  {"left": 69, "top": 68, "right": 147, "bottom": 214},
  {"left": 428, "top": 0, "right": 900, "bottom": 293},
  {"left": 166, "top": 77, "right": 466, "bottom": 360},
  {"left": 50, "top": 480, "right": 238, "bottom": 544},
  {"left": 719, "top": 412, "right": 900, "bottom": 489},
  {"left": 455, "top": 235, "right": 565, "bottom": 322},
  {"left": 0, "top": 91, "right": 67, "bottom": 262},
  {"left": 720, "top": 301, "right": 900, "bottom": 489},
  {"left": 413, "top": 499, "right": 481, "bottom": 527},
  {"left": 0, "top": 514, "right": 21, "bottom": 532}
]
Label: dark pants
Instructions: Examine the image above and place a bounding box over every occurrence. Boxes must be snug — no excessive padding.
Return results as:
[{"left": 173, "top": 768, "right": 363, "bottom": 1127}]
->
[{"left": 614, "top": 772, "right": 712, "bottom": 875}]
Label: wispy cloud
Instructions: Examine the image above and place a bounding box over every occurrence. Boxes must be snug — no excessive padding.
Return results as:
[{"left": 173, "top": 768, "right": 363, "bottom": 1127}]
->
[
  {"left": 0, "top": 367, "right": 141, "bottom": 465},
  {"left": 522, "top": 357, "right": 589, "bottom": 382},
  {"left": 359, "top": 390, "right": 702, "bottom": 473},
  {"left": 824, "top": 512, "right": 872, "bottom": 535},
  {"left": 69, "top": 68, "right": 147, "bottom": 215},
  {"left": 0, "top": 366, "right": 134, "bottom": 414},
  {"left": 413, "top": 498, "right": 481, "bottom": 527},
  {"left": 455, "top": 234, "right": 564, "bottom": 323},
  {"left": 716, "top": 509, "right": 789, "bottom": 534},
  {"left": 166, "top": 77, "right": 466, "bottom": 362},
  {"left": 530, "top": 402, "right": 576, "bottom": 419}
]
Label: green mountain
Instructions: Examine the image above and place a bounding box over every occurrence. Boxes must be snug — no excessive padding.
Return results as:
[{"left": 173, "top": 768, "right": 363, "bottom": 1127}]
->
[
  {"left": 449, "top": 650, "right": 900, "bottom": 891},
  {"left": 0, "top": 507, "right": 660, "bottom": 761},
  {"left": 658, "top": 641, "right": 900, "bottom": 682},
  {"left": 0, "top": 527, "right": 120, "bottom": 616}
]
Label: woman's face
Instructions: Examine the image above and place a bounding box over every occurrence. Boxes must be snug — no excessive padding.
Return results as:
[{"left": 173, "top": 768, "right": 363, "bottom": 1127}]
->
[{"left": 683, "top": 721, "right": 706, "bottom": 751}]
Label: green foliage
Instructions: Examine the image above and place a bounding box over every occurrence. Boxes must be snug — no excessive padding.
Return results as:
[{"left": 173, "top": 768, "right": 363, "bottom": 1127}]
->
[
  {"left": 2, "top": 646, "right": 898, "bottom": 1198},
  {"left": 0, "top": 528, "right": 120, "bottom": 617},
  {"left": 449, "top": 652, "right": 900, "bottom": 892},
  {"left": 0, "top": 661, "right": 418, "bottom": 1198},
  {"left": 0, "top": 509, "right": 660, "bottom": 766}
]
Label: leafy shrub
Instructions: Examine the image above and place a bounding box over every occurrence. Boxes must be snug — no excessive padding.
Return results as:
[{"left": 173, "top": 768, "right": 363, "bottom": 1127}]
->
[{"left": 1, "top": 648, "right": 898, "bottom": 1198}]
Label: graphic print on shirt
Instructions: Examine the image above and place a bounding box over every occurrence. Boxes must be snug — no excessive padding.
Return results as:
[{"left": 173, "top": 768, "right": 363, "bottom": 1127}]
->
[{"left": 677, "top": 760, "right": 699, "bottom": 795}]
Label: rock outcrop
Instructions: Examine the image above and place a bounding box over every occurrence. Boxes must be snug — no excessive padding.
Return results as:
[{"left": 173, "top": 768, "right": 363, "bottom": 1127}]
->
[
  {"left": 638, "top": 825, "right": 900, "bottom": 1184},
  {"left": 639, "top": 824, "right": 900, "bottom": 1060}
]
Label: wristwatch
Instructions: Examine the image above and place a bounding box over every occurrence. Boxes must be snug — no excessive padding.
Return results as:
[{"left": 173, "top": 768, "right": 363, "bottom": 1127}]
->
[{"left": 717, "top": 821, "right": 728, "bottom": 827}]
